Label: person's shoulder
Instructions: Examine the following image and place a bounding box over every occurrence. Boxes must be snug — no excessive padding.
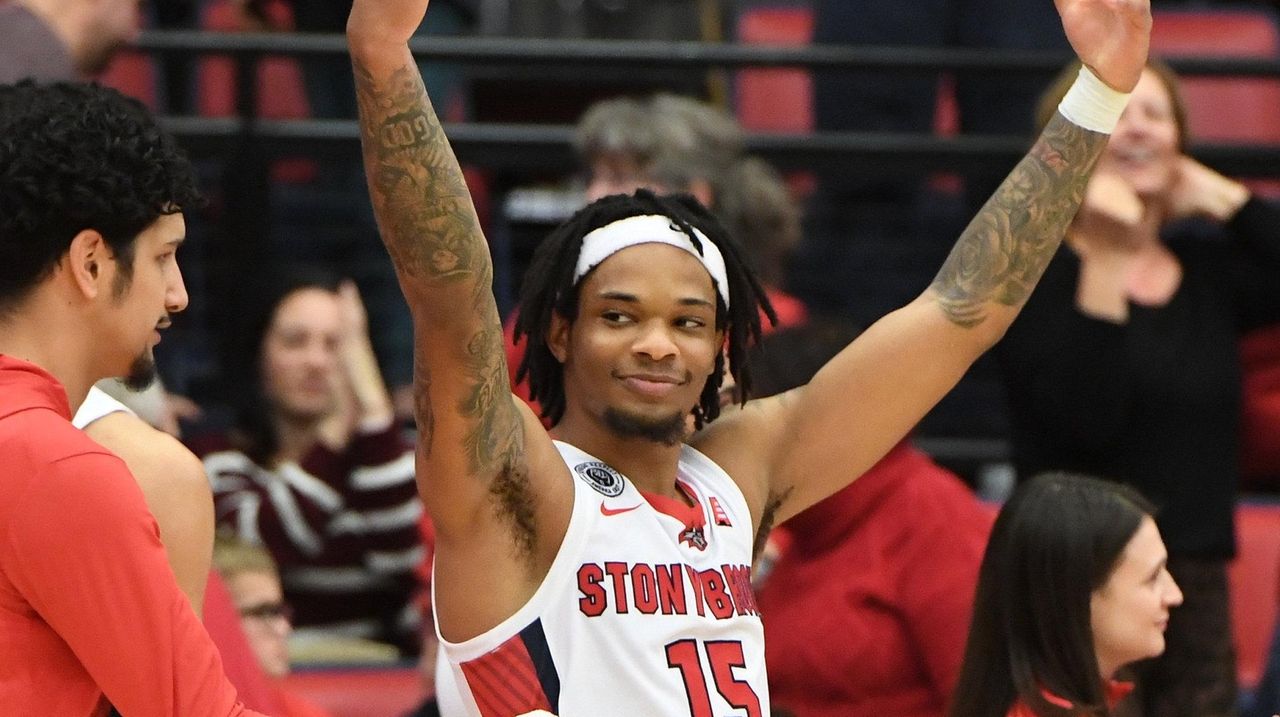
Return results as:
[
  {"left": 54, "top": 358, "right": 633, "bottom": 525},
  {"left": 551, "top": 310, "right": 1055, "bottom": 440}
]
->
[
  {"left": 85, "top": 412, "right": 207, "bottom": 496},
  {"left": 13, "top": 432, "right": 137, "bottom": 515},
  {"left": 1, "top": 402, "right": 118, "bottom": 469}
]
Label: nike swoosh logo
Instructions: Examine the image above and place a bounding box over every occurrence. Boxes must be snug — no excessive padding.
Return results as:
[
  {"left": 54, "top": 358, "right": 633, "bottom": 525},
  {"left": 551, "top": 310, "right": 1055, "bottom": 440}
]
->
[{"left": 600, "top": 503, "right": 643, "bottom": 517}]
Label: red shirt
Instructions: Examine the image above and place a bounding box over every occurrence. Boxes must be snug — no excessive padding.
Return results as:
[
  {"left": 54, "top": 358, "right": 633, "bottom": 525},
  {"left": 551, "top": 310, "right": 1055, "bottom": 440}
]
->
[
  {"left": 0, "top": 355, "right": 262, "bottom": 716},
  {"left": 1006, "top": 681, "right": 1135, "bottom": 716},
  {"left": 758, "top": 442, "right": 993, "bottom": 717}
]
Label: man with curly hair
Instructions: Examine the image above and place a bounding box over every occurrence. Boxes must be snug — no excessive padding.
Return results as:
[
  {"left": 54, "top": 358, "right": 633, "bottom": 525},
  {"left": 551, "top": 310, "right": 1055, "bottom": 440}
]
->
[
  {"left": 0, "top": 81, "right": 264, "bottom": 716},
  {"left": 1, "top": 0, "right": 219, "bottom": 626}
]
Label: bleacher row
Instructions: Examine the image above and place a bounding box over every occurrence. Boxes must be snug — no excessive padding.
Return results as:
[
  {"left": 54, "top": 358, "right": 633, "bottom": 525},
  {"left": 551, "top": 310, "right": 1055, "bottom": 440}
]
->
[{"left": 86, "top": 3, "right": 1280, "bottom": 715}]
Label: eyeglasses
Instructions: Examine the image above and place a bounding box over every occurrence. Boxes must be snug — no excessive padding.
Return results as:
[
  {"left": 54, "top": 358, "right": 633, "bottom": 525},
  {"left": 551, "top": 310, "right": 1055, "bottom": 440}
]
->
[{"left": 238, "top": 602, "right": 293, "bottom": 622}]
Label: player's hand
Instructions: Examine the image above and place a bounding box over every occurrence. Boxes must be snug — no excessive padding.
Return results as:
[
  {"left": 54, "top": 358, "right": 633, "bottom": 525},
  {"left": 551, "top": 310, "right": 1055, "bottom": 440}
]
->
[
  {"left": 348, "top": 0, "right": 430, "bottom": 47},
  {"left": 1056, "top": 0, "right": 1152, "bottom": 92}
]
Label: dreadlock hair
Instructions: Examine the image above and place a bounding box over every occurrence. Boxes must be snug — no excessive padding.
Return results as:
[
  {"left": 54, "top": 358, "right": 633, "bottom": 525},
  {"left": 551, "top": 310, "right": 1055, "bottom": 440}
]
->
[{"left": 514, "top": 189, "right": 777, "bottom": 430}]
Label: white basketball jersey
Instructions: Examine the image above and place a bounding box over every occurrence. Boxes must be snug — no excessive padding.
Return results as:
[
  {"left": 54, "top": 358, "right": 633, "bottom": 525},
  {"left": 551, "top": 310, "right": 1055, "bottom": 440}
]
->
[{"left": 436, "top": 441, "right": 769, "bottom": 717}]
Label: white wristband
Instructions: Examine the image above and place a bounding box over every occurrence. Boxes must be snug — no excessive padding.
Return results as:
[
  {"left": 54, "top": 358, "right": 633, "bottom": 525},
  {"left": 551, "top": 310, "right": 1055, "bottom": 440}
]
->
[{"left": 1057, "top": 66, "right": 1131, "bottom": 134}]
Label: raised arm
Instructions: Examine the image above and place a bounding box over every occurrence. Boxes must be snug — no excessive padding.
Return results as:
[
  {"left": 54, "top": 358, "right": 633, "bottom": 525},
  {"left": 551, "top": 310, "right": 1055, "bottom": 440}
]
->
[
  {"left": 347, "top": 0, "right": 571, "bottom": 637},
  {"left": 702, "top": 0, "right": 1151, "bottom": 526}
]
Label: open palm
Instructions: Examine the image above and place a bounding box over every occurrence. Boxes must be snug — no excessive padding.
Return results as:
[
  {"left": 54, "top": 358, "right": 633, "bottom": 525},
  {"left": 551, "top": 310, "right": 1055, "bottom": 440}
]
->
[
  {"left": 348, "top": 0, "right": 430, "bottom": 46},
  {"left": 1056, "top": 0, "right": 1152, "bottom": 92}
]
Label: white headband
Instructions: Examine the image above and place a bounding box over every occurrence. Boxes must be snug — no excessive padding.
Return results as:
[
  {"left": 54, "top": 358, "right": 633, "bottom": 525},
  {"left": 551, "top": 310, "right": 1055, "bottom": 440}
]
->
[{"left": 573, "top": 214, "right": 731, "bottom": 309}]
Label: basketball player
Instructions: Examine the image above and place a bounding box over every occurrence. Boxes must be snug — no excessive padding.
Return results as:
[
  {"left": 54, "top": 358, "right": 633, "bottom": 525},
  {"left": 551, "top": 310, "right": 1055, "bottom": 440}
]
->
[{"left": 346, "top": 0, "right": 1151, "bottom": 713}]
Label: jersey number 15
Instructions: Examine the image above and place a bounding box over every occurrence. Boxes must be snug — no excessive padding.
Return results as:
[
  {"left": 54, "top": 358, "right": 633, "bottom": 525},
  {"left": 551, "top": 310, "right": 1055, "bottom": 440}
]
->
[{"left": 666, "top": 639, "right": 763, "bottom": 717}]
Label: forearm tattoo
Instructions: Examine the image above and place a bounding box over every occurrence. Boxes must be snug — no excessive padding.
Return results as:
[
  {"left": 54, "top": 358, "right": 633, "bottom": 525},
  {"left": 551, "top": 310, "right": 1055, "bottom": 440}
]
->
[
  {"left": 930, "top": 114, "right": 1107, "bottom": 328},
  {"left": 354, "top": 57, "right": 526, "bottom": 507}
]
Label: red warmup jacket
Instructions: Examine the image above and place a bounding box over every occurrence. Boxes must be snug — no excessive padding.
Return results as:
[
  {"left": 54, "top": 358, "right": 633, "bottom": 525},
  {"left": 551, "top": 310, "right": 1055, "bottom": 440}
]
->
[{"left": 0, "top": 355, "right": 264, "bottom": 716}]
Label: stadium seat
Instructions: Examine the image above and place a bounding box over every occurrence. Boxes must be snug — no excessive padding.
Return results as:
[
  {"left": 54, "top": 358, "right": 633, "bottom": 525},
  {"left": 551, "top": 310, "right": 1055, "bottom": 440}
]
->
[
  {"left": 1229, "top": 502, "right": 1280, "bottom": 689},
  {"left": 733, "top": 6, "right": 815, "bottom": 134},
  {"left": 97, "top": 50, "right": 159, "bottom": 110},
  {"left": 95, "top": 8, "right": 157, "bottom": 109},
  {"left": 1150, "top": 7, "right": 1280, "bottom": 145},
  {"left": 198, "top": 0, "right": 315, "bottom": 183},
  {"left": 1241, "top": 326, "right": 1280, "bottom": 491}
]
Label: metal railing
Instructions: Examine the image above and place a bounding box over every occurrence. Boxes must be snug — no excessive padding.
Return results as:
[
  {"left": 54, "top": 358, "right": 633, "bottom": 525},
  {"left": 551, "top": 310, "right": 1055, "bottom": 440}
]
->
[{"left": 135, "top": 30, "right": 1280, "bottom": 176}]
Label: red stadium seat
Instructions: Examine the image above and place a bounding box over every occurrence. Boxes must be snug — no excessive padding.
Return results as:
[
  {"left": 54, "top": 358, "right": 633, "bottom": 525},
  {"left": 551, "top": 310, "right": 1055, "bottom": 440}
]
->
[
  {"left": 734, "top": 6, "right": 815, "bottom": 134},
  {"left": 1241, "top": 325, "right": 1280, "bottom": 491},
  {"left": 733, "top": 7, "right": 818, "bottom": 197},
  {"left": 198, "top": 0, "right": 315, "bottom": 183},
  {"left": 1229, "top": 502, "right": 1280, "bottom": 689},
  {"left": 198, "top": 0, "right": 309, "bottom": 119},
  {"left": 97, "top": 50, "right": 158, "bottom": 110},
  {"left": 1151, "top": 8, "right": 1280, "bottom": 144}
]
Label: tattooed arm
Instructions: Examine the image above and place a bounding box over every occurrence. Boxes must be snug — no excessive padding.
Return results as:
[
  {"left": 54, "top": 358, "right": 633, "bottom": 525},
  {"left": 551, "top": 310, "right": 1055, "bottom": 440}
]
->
[
  {"left": 347, "top": 1, "right": 573, "bottom": 640},
  {"left": 696, "top": 0, "right": 1151, "bottom": 530}
]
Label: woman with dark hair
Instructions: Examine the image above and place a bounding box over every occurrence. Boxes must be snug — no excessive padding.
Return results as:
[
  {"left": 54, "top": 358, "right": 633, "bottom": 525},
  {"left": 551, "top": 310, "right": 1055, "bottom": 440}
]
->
[
  {"left": 998, "top": 58, "right": 1280, "bottom": 715},
  {"left": 191, "top": 269, "right": 423, "bottom": 654},
  {"left": 949, "top": 473, "right": 1183, "bottom": 717}
]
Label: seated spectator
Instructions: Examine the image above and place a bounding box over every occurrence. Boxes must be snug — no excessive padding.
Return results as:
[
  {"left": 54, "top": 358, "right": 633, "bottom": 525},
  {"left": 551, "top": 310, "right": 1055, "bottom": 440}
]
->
[
  {"left": 191, "top": 269, "right": 422, "bottom": 654},
  {"left": 949, "top": 473, "right": 1184, "bottom": 717},
  {"left": 213, "top": 536, "right": 335, "bottom": 717},
  {"left": 750, "top": 320, "right": 993, "bottom": 717}
]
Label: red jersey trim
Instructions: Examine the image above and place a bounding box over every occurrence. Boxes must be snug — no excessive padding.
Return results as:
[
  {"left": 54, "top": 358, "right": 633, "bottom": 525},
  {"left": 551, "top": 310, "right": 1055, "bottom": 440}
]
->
[{"left": 459, "top": 619, "right": 559, "bottom": 716}]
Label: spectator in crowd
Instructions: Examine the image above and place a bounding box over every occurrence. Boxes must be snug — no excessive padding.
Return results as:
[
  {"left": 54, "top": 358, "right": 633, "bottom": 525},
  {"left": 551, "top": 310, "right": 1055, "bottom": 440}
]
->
[
  {"left": 192, "top": 269, "right": 423, "bottom": 655},
  {"left": 949, "top": 473, "right": 1183, "bottom": 717},
  {"left": 998, "top": 59, "right": 1280, "bottom": 717},
  {"left": 213, "top": 536, "right": 337, "bottom": 717},
  {"left": 751, "top": 320, "right": 993, "bottom": 717},
  {"left": 0, "top": 0, "right": 141, "bottom": 84},
  {"left": 575, "top": 92, "right": 744, "bottom": 205},
  {"left": 574, "top": 96, "right": 672, "bottom": 202}
]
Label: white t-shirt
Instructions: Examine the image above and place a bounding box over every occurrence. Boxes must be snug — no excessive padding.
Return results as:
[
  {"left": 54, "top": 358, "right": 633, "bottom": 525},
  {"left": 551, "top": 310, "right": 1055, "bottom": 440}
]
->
[
  {"left": 72, "top": 386, "right": 133, "bottom": 430},
  {"left": 436, "top": 441, "right": 768, "bottom": 717}
]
